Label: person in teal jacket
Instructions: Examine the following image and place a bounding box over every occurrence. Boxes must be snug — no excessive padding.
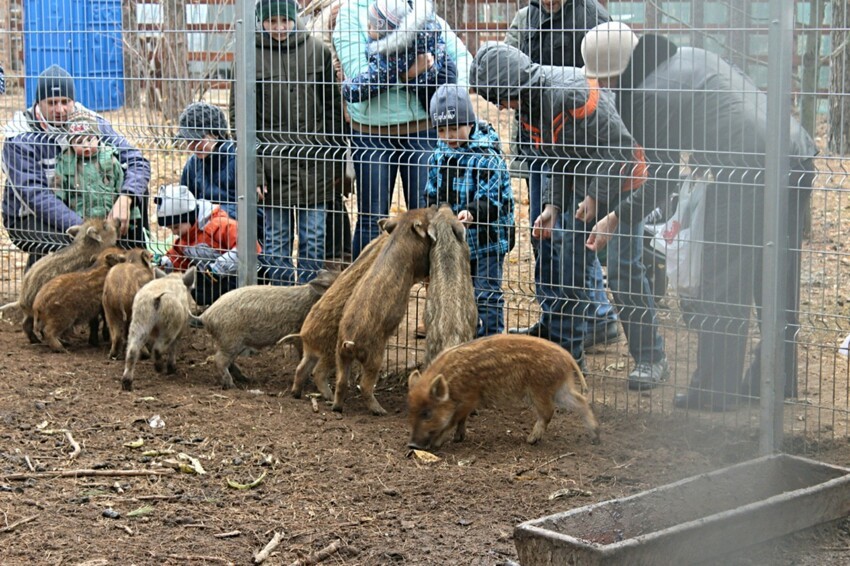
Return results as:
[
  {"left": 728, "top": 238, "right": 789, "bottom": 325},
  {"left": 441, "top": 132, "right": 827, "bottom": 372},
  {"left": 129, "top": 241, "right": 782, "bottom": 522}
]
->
[{"left": 333, "top": 0, "right": 471, "bottom": 258}]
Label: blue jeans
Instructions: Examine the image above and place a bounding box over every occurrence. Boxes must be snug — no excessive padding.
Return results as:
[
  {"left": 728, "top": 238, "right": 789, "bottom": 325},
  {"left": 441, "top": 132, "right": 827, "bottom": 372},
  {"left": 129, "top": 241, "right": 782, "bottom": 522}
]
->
[
  {"left": 528, "top": 160, "right": 616, "bottom": 327},
  {"left": 349, "top": 128, "right": 436, "bottom": 258},
  {"left": 471, "top": 253, "right": 505, "bottom": 337},
  {"left": 605, "top": 218, "right": 665, "bottom": 364},
  {"left": 262, "top": 205, "right": 326, "bottom": 284},
  {"left": 539, "top": 204, "right": 595, "bottom": 361}
]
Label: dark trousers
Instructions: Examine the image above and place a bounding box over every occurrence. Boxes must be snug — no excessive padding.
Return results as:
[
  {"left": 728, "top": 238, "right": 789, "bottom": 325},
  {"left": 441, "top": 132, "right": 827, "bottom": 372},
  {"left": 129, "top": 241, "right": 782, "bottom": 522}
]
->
[{"left": 689, "top": 160, "right": 815, "bottom": 397}]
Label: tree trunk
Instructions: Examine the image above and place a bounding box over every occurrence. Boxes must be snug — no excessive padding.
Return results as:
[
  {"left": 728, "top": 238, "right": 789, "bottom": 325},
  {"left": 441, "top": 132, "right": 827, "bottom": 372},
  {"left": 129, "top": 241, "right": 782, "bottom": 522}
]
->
[
  {"left": 829, "top": 0, "right": 850, "bottom": 155},
  {"left": 121, "top": 0, "right": 143, "bottom": 107},
  {"left": 158, "top": 0, "right": 190, "bottom": 120}
]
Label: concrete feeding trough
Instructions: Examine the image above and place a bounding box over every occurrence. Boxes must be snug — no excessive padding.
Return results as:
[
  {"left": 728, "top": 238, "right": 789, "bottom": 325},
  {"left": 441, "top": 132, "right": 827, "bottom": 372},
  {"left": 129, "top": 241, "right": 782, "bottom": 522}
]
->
[{"left": 515, "top": 454, "right": 850, "bottom": 565}]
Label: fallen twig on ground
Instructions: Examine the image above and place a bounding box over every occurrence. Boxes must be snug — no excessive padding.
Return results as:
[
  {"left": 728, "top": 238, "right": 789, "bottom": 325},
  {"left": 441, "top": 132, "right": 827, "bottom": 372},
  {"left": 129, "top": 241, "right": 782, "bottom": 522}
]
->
[
  {"left": 213, "top": 530, "right": 241, "bottom": 539},
  {"left": 24, "top": 456, "right": 35, "bottom": 472},
  {"left": 0, "top": 515, "right": 38, "bottom": 534},
  {"left": 515, "top": 452, "right": 576, "bottom": 477},
  {"left": 150, "top": 553, "right": 233, "bottom": 565},
  {"left": 289, "top": 539, "right": 354, "bottom": 566},
  {"left": 65, "top": 431, "right": 81, "bottom": 459},
  {"left": 254, "top": 531, "right": 283, "bottom": 564},
  {"left": 1, "top": 468, "right": 175, "bottom": 481}
]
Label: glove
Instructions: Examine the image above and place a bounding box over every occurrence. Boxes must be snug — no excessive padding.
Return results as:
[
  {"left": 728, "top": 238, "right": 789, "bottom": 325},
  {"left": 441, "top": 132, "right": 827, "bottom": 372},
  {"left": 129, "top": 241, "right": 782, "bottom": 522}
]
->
[
  {"left": 157, "top": 255, "right": 173, "bottom": 274},
  {"left": 209, "top": 250, "right": 239, "bottom": 276}
]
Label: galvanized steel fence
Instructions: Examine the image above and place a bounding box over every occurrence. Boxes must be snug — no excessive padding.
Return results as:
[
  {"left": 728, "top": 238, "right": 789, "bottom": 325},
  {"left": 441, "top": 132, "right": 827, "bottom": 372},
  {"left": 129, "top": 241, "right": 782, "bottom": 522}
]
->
[{"left": 0, "top": 0, "right": 847, "bottom": 455}]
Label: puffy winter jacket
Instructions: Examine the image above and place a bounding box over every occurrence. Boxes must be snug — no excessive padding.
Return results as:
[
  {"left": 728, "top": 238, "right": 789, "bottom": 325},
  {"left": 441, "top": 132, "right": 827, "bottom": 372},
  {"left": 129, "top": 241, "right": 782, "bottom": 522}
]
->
[
  {"left": 424, "top": 121, "right": 515, "bottom": 260},
  {"left": 230, "top": 17, "right": 346, "bottom": 207},
  {"left": 612, "top": 34, "right": 819, "bottom": 225},
  {"left": 2, "top": 103, "right": 150, "bottom": 232},
  {"left": 504, "top": 0, "right": 609, "bottom": 67},
  {"left": 470, "top": 43, "right": 644, "bottom": 212},
  {"left": 54, "top": 143, "right": 128, "bottom": 220}
]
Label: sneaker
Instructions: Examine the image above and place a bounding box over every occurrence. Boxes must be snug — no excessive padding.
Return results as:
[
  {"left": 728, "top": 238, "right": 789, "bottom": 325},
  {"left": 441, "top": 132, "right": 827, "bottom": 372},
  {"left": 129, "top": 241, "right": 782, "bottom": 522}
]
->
[
  {"left": 583, "top": 320, "right": 621, "bottom": 350},
  {"left": 627, "top": 358, "right": 669, "bottom": 391},
  {"left": 508, "top": 321, "right": 550, "bottom": 340}
]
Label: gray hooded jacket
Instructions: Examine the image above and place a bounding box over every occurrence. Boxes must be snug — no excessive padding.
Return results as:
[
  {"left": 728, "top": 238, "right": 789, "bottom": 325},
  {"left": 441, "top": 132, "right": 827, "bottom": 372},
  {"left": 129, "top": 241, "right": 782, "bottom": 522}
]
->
[{"left": 470, "top": 43, "right": 641, "bottom": 212}]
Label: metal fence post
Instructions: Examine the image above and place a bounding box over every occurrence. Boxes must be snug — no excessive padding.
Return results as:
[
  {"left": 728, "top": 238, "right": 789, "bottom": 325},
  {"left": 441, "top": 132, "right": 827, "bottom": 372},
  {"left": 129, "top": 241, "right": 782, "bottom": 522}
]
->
[
  {"left": 235, "top": 4, "right": 258, "bottom": 286},
  {"left": 760, "top": 0, "right": 795, "bottom": 455}
]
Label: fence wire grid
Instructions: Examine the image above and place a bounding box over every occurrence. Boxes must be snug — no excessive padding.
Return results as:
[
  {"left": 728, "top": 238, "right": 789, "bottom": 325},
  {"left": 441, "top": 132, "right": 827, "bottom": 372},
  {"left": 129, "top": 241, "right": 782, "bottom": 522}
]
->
[{"left": 0, "top": 0, "right": 848, "bottom": 454}]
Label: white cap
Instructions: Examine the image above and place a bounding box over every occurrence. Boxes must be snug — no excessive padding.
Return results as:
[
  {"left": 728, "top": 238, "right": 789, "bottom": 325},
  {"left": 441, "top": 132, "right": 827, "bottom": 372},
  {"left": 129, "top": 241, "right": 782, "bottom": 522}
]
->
[
  {"left": 155, "top": 184, "right": 197, "bottom": 226},
  {"left": 582, "top": 22, "right": 639, "bottom": 79}
]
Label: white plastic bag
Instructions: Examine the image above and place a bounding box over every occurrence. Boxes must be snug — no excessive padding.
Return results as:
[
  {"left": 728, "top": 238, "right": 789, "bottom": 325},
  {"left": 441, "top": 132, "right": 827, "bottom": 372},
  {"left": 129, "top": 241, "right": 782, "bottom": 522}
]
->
[{"left": 650, "top": 174, "right": 710, "bottom": 299}]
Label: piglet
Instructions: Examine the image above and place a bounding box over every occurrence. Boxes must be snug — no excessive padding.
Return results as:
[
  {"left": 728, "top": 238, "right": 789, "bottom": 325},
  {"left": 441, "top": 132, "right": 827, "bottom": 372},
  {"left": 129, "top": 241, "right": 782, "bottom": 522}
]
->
[
  {"left": 121, "top": 268, "right": 196, "bottom": 391},
  {"left": 407, "top": 334, "right": 599, "bottom": 449}
]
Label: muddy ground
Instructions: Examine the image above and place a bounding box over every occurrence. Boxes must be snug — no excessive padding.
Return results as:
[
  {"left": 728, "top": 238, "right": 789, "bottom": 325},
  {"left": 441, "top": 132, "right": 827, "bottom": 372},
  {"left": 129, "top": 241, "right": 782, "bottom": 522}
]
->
[{"left": 2, "top": 320, "right": 850, "bottom": 566}]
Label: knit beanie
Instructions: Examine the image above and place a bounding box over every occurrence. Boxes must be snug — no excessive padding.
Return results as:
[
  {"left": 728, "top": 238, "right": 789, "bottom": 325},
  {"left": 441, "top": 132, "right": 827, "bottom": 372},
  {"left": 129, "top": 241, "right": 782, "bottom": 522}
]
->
[
  {"left": 430, "top": 85, "right": 477, "bottom": 129},
  {"left": 368, "top": 0, "right": 410, "bottom": 35},
  {"left": 256, "top": 0, "right": 300, "bottom": 22},
  {"left": 35, "top": 64, "right": 75, "bottom": 103},
  {"left": 177, "top": 102, "right": 229, "bottom": 141},
  {"left": 65, "top": 110, "right": 100, "bottom": 140},
  {"left": 155, "top": 184, "right": 198, "bottom": 227}
]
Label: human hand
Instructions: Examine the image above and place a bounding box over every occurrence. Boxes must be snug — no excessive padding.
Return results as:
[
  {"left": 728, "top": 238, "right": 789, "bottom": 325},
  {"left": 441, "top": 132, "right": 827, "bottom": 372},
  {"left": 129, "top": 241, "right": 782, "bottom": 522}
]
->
[
  {"left": 108, "top": 195, "right": 133, "bottom": 237},
  {"left": 257, "top": 186, "right": 267, "bottom": 202},
  {"left": 586, "top": 212, "right": 619, "bottom": 252},
  {"left": 575, "top": 195, "right": 597, "bottom": 223},
  {"left": 457, "top": 210, "right": 474, "bottom": 224},
  {"left": 532, "top": 204, "right": 560, "bottom": 240},
  {"left": 404, "top": 54, "right": 434, "bottom": 81},
  {"left": 157, "top": 255, "right": 174, "bottom": 274}
]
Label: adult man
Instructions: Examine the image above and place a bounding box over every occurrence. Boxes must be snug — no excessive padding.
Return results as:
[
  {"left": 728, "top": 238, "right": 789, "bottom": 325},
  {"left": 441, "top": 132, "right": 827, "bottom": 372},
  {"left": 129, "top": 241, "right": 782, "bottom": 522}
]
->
[
  {"left": 504, "top": 0, "right": 620, "bottom": 350},
  {"left": 581, "top": 22, "right": 817, "bottom": 410},
  {"left": 2, "top": 65, "right": 151, "bottom": 264},
  {"left": 470, "top": 43, "right": 667, "bottom": 382}
]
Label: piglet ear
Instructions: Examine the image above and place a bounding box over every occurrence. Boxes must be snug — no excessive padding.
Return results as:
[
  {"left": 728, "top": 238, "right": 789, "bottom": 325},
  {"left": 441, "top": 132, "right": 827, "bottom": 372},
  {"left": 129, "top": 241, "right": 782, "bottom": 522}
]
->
[
  {"left": 429, "top": 374, "right": 449, "bottom": 403},
  {"left": 413, "top": 220, "right": 427, "bottom": 239},
  {"left": 451, "top": 221, "right": 466, "bottom": 243},
  {"left": 182, "top": 266, "right": 197, "bottom": 289},
  {"left": 66, "top": 224, "right": 82, "bottom": 237},
  {"left": 379, "top": 216, "right": 397, "bottom": 234},
  {"left": 426, "top": 223, "right": 438, "bottom": 242},
  {"left": 86, "top": 225, "right": 103, "bottom": 242},
  {"left": 408, "top": 369, "right": 422, "bottom": 389}
]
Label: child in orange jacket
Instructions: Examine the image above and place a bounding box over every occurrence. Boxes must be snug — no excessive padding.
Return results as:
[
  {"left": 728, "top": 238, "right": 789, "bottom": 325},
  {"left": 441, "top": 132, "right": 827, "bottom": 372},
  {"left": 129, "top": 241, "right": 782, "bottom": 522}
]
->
[{"left": 155, "top": 184, "right": 260, "bottom": 304}]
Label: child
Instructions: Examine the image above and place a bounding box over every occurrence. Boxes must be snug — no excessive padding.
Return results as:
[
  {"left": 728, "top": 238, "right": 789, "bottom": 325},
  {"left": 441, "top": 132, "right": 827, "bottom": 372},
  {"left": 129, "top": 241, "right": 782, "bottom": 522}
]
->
[
  {"left": 242, "top": 0, "right": 347, "bottom": 284},
  {"left": 155, "top": 184, "right": 259, "bottom": 305},
  {"left": 424, "top": 85, "right": 514, "bottom": 336},
  {"left": 54, "top": 110, "right": 141, "bottom": 226},
  {"left": 341, "top": 0, "right": 457, "bottom": 113}
]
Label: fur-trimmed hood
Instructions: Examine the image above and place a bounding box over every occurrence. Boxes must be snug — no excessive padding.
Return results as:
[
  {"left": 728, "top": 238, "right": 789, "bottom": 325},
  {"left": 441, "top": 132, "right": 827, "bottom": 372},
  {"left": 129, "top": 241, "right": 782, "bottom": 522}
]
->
[{"left": 368, "top": 0, "right": 435, "bottom": 56}]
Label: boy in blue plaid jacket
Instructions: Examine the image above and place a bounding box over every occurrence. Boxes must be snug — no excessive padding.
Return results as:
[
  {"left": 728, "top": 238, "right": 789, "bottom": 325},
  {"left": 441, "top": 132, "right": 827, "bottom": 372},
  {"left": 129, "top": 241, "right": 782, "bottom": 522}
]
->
[{"left": 424, "top": 85, "right": 515, "bottom": 336}]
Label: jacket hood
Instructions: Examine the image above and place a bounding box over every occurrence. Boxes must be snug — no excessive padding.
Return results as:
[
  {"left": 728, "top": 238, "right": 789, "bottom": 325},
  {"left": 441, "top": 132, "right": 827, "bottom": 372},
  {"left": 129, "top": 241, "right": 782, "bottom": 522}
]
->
[
  {"left": 470, "top": 43, "right": 545, "bottom": 106},
  {"left": 619, "top": 33, "right": 678, "bottom": 91},
  {"left": 465, "top": 121, "right": 502, "bottom": 152},
  {"left": 369, "top": 0, "right": 434, "bottom": 56},
  {"left": 257, "top": 16, "right": 307, "bottom": 49}
]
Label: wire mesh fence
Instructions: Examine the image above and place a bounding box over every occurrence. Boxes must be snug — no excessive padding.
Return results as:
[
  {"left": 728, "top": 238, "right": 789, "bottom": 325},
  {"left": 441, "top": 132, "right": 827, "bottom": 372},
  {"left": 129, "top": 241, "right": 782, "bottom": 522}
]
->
[{"left": 0, "top": 0, "right": 847, "bottom": 453}]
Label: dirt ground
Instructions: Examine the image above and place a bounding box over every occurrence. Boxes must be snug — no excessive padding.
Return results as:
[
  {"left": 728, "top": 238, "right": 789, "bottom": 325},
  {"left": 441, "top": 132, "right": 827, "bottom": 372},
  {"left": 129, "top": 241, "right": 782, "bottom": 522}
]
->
[
  {"left": 2, "top": 319, "right": 850, "bottom": 566},
  {"left": 1, "top": 94, "right": 850, "bottom": 565}
]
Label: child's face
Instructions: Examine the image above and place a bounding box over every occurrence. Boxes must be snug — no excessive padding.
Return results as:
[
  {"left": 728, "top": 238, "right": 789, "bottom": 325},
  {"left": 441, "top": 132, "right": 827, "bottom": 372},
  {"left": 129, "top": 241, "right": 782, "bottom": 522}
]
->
[
  {"left": 367, "top": 22, "right": 385, "bottom": 40},
  {"left": 171, "top": 221, "right": 193, "bottom": 239},
  {"left": 71, "top": 135, "right": 98, "bottom": 158},
  {"left": 437, "top": 124, "right": 473, "bottom": 149},
  {"left": 187, "top": 135, "right": 218, "bottom": 160},
  {"left": 263, "top": 16, "right": 295, "bottom": 41}
]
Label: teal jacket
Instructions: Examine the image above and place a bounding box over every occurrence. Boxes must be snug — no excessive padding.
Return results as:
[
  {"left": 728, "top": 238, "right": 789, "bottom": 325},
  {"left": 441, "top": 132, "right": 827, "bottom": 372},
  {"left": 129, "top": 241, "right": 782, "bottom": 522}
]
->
[{"left": 333, "top": 0, "right": 471, "bottom": 127}]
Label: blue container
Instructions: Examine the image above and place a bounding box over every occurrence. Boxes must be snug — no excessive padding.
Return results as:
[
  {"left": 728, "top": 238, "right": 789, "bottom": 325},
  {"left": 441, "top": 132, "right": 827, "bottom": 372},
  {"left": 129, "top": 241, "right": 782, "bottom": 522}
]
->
[{"left": 24, "top": 0, "right": 124, "bottom": 112}]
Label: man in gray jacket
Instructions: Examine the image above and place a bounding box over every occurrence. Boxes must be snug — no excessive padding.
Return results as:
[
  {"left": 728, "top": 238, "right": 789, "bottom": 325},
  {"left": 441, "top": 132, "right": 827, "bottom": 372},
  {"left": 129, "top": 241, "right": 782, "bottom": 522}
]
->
[
  {"left": 582, "top": 23, "right": 818, "bottom": 410},
  {"left": 470, "top": 42, "right": 667, "bottom": 382},
  {"left": 503, "top": 0, "right": 620, "bottom": 350}
]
